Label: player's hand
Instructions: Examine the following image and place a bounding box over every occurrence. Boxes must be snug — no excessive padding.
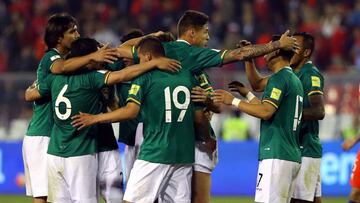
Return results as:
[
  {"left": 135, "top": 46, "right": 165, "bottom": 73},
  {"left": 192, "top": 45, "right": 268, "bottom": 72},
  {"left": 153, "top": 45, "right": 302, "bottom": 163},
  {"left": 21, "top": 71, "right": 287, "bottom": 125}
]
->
[
  {"left": 155, "top": 57, "right": 181, "bottom": 73},
  {"left": 342, "top": 138, "right": 358, "bottom": 151},
  {"left": 211, "top": 89, "right": 235, "bottom": 105},
  {"left": 279, "top": 30, "right": 300, "bottom": 53},
  {"left": 191, "top": 86, "right": 211, "bottom": 103},
  {"left": 71, "top": 112, "right": 99, "bottom": 130},
  {"left": 236, "top": 40, "right": 252, "bottom": 48},
  {"left": 228, "top": 81, "right": 250, "bottom": 97},
  {"left": 90, "top": 44, "right": 120, "bottom": 64}
]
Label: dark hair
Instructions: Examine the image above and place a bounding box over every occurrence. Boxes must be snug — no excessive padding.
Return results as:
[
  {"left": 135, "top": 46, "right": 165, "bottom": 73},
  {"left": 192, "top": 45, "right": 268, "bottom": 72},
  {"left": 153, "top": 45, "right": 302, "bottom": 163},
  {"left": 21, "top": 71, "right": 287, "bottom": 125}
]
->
[
  {"left": 67, "top": 38, "right": 100, "bottom": 58},
  {"left": 136, "top": 36, "right": 165, "bottom": 57},
  {"left": 121, "top": 29, "right": 144, "bottom": 43},
  {"left": 271, "top": 35, "right": 295, "bottom": 61},
  {"left": 293, "top": 32, "right": 315, "bottom": 56},
  {"left": 177, "top": 10, "right": 209, "bottom": 37},
  {"left": 44, "top": 13, "right": 77, "bottom": 49},
  {"left": 156, "top": 32, "right": 176, "bottom": 42}
]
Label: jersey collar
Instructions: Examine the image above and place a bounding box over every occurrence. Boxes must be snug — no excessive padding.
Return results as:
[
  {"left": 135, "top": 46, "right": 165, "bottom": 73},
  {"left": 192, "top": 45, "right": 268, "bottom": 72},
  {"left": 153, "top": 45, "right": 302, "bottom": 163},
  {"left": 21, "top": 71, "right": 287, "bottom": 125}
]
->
[
  {"left": 52, "top": 48, "right": 60, "bottom": 54},
  {"left": 176, "top": 39, "right": 191, "bottom": 45}
]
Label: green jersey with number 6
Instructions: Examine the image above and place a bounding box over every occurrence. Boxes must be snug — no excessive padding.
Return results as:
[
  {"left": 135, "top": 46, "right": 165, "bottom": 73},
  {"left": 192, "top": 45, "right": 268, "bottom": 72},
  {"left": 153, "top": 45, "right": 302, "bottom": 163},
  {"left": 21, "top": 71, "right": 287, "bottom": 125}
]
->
[
  {"left": 260, "top": 67, "right": 303, "bottom": 163},
  {"left": 295, "top": 61, "right": 324, "bottom": 158},
  {"left": 39, "top": 70, "right": 110, "bottom": 157},
  {"left": 127, "top": 69, "right": 196, "bottom": 164},
  {"left": 26, "top": 49, "right": 61, "bottom": 137}
]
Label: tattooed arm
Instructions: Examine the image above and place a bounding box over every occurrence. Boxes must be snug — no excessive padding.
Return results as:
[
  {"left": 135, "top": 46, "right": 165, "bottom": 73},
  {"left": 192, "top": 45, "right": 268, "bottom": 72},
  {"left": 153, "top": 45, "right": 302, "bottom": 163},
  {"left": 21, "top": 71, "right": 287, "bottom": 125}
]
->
[{"left": 222, "top": 30, "right": 299, "bottom": 64}]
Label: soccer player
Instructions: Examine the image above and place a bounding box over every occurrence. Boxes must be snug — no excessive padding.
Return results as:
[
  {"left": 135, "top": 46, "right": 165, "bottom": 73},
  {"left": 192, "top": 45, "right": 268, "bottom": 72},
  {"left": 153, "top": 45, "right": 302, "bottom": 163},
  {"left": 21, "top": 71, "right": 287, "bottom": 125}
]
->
[
  {"left": 71, "top": 36, "right": 211, "bottom": 203},
  {"left": 342, "top": 123, "right": 360, "bottom": 203},
  {"left": 25, "top": 37, "right": 180, "bottom": 203},
  {"left": 212, "top": 35, "right": 303, "bottom": 203},
  {"left": 119, "top": 10, "right": 299, "bottom": 203},
  {"left": 241, "top": 33, "right": 325, "bottom": 203},
  {"left": 23, "top": 13, "right": 119, "bottom": 203}
]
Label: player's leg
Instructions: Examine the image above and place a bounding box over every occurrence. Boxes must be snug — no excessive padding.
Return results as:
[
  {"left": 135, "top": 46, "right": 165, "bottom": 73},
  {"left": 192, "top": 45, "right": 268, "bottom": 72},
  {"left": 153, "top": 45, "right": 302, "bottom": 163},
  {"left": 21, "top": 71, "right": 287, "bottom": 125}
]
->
[
  {"left": 349, "top": 150, "right": 360, "bottom": 202},
  {"left": 159, "top": 164, "right": 193, "bottom": 203},
  {"left": 22, "top": 136, "right": 50, "bottom": 203},
  {"left": 65, "top": 153, "right": 98, "bottom": 203},
  {"left": 98, "top": 149, "right": 124, "bottom": 203},
  {"left": 291, "top": 157, "right": 322, "bottom": 203},
  {"left": 255, "top": 159, "right": 301, "bottom": 203},
  {"left": 123, "top": 159, "right": 171, "bottom": 203},
  {"left": 192, "top": 141, "right": 218, "bottom": 203},
  {"left": 47, "top": 154, "right": 71, "bottom": 203}
]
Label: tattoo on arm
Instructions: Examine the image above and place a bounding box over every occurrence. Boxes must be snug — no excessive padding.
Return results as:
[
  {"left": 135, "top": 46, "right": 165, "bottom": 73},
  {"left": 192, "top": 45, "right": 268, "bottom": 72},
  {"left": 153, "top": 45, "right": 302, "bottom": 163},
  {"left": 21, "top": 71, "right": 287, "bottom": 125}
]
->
[{"left": 223, "top": 41, "right": 281, "bottom": 64}]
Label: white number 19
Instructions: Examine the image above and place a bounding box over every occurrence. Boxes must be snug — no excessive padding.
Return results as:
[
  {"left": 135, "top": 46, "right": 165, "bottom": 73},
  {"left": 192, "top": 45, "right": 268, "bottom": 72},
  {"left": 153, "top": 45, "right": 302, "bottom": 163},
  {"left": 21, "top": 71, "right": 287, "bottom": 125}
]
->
[{"left": 164, "top": 86, "right": 190, "bottom": 123}]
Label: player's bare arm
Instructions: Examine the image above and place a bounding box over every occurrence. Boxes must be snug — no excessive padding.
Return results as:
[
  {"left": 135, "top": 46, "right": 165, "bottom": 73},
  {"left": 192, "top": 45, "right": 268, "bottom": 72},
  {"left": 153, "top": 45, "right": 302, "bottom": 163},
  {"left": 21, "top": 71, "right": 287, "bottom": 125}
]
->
[
  {"left": 71, "top": 102, "right": 140, "bottom": 130},
  {"left": 302, "top": 94, "right": 325, "bottom": 120},
  {"left": 194, "top": 109, "right": 216, "bottom": 152},
  {"left": 106, "top": 57, "right": 181, "bottom": 85},
  {"left": 191, "top": 86, "right": 221, "bottom": 113},
  {"left": 51, "top": 45, "right": 120, "bottom": 74},
  {"left": 222, "top": 30, "right": 299, "bottom": 64},
  {"left": 212, "top": 89, "right": 276, "bottom": 120}
]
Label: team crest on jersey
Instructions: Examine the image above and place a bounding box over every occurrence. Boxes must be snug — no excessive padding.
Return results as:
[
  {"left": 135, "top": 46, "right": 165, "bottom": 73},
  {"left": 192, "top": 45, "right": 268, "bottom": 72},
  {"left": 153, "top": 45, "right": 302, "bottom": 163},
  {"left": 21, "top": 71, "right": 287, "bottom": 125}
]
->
[
  {"left": 311, "top": 76, "right": 320, "bottom": 87},
  {"left": 129, "top": 84, "right": 140, "bottom": 95},
  {"left": 270, "top": 88, "right": 281, "bottom": 100},
  {"left": 50, "top": 55, "right": 61, "bottom": 61}
]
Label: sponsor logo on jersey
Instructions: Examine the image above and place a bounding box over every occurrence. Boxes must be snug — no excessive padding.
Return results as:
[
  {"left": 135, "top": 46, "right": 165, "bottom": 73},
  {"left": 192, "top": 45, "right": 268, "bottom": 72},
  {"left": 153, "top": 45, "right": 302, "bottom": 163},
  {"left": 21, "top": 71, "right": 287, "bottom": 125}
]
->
[
  {"left": 311, "top": 76, "right": 321, "bottom": 87},
  {"left": 270, "top": 88, "right": 281, "bottom": 100},
  {"left": 129, "top": 84, "right": 140, "bottom": 95}
]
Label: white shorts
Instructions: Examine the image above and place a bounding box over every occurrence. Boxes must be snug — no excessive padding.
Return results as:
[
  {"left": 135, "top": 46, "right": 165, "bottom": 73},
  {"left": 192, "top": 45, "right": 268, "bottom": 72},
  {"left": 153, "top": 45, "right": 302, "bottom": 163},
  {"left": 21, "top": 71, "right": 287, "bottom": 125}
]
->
[
  {"left": 98, "top": 149, "right": 123, "bottom": 203},
  {"left": 22, "top": 135, "right": 50, "bottom": 197},
  {"left": 292, "top": 157, "right": 322, "bottom": 201},
  {"left": 124, "top": 123, "right": 143, "bottom": 182},
  {"left": 194, "top": 141, "right": 218, "bottom": 174},
  {"left": 47, "top": 153, "right": 98, "bottom": 203},
  {"left": 255, "top": 159, "right": 301, "bottom": 203},
  {"left": 123, "top": 159, "right": 192, "bottom": 203}
]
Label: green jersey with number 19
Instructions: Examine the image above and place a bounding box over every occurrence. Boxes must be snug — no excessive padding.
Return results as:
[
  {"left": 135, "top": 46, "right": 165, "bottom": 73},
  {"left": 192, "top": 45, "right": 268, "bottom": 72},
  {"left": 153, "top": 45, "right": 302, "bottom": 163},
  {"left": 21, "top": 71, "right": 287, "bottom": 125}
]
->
[
  {"left": 260, "top": 67, "right": 303, "bottom": 163},
  {"left": 26, "top": 49, "right": 61, "bottom": 137},
  {"left": 127, "top": 69, "right": 197, "bottom": 164},
  {"left": 295, "top": 61, "right": 324, "bottom": 158},
  {"left": 39, "top": 70, "right": 110, "bottom": 157}
]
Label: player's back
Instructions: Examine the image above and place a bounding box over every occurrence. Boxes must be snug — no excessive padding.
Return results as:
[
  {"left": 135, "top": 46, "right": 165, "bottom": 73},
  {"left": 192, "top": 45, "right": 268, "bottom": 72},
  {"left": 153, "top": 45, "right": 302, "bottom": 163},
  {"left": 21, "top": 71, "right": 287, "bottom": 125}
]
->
[
  {"left": 128, "top": 69, "right": 196, "bottom": 164},
  {"left": 260, "top": 67, "right": 304, "bottom": 163},
  {"left": 45, "top": 70, "right": 107, "bottom": 157}
]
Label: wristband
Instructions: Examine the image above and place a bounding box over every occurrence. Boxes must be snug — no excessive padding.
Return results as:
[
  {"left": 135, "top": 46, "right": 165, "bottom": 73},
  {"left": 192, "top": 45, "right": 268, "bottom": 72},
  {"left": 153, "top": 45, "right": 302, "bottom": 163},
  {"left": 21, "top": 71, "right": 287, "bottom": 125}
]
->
[
  {"left": 246, "top": 92, "right": 255, "bottom": 101},
  {"left": 231, "top": 98, "right": 241, "bottom": 107}
]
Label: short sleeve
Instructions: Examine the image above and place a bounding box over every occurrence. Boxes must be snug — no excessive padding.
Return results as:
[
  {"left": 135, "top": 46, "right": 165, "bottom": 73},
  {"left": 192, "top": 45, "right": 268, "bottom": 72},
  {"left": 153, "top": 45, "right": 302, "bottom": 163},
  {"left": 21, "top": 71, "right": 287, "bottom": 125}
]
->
[
  {"left": 106, "top": 59, "right": 125, "bottom": 71},
  {"left": 47, "top": 51, "right": 62, "bottom": 71},
  {"left": 303, "top": 71, "right": 324, "bottom": 96},
  {"left": 90, "top": 70, "right": 110, "bottom": 90},
  {"left": 195, "top": 72, "right": 214, "bottom": 93},
  {"left": 131, "top": 46, "right": 140, "bottom": 64},
  {"left": 262, "top": 75, "right": 286, "bottom": 109},
  {"left": 126, "top": 74, "right": 149, "bottom": 106},
  {"left": 190, "top": 47, "right": 227, "bottom": 72}
]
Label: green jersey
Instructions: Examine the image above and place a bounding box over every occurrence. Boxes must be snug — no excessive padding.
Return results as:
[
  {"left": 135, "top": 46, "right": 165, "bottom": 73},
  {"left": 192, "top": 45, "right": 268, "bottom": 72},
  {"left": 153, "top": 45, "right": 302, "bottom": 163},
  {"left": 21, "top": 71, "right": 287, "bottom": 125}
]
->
[
  {"left": 127, "top": 69, "right": 197, "bottom": 164},
  {"left": 107, "top": 60, "right": 140, "bottom": 146},
  {"left": 39, "top": 70, "right": 110, "bottom": 157},
  {"left": 260, "top": 67, "right": 303, "bottom": 163},
  {"left": 26, "top": 49, "right": 61, "bottom": 136},
  {"left": 132, "top": 40, "right": 227, "bottom": 74},
  {"left": 295, "top": 61, "right": 324, "bottom": 158}
]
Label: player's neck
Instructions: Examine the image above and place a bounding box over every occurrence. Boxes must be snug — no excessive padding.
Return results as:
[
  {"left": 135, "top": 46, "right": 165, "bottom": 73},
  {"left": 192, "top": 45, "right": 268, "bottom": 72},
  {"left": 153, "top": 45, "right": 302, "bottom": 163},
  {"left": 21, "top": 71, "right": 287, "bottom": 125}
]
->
[
  {"left": 270, "top": 60, "right": 290, "bottom": 73},
  {"left": 55, "top": 45, "right": 69, "bottom": 56},
  {"left": 292, "top": 58, "right": 308, "bottom": 72},
  {"left": 178, "top": 36, "right": 192, "bottom": 45}
]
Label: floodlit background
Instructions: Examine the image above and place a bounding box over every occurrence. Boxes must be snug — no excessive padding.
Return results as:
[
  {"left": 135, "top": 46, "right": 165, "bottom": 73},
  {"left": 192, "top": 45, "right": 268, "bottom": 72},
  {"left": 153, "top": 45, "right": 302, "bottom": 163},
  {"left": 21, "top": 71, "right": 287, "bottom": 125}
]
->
[{"left": 0, "top": 0, "right": 359, "bottom": 202}]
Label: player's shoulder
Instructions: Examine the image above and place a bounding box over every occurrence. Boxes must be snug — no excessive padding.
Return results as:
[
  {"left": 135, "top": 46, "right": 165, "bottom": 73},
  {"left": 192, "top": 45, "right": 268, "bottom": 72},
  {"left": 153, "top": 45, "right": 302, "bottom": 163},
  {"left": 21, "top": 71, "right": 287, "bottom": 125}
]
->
[
  {"left": 42, "top": 49, "right": 61, "bottom": 62},
  {"left": 302, "top": 61, "right": 323, "bottom": 77}
]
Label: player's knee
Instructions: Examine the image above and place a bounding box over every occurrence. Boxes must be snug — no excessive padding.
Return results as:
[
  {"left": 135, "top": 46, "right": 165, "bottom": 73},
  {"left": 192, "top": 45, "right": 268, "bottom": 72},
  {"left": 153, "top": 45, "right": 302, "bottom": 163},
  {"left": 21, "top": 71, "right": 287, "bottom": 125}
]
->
[{"left": 351, "top": 187, "right": 360, "bottom": 201}]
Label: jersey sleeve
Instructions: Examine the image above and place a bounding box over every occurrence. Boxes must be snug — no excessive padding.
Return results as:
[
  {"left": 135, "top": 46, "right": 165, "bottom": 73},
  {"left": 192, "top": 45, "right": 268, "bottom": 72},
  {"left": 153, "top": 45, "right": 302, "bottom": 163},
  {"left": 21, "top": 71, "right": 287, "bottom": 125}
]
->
[
  {"left": 46, "top": 51, "right": 62, "bottom": 71},
  {"left": 105, "top": 59, "right": 125, "bottom": 71},
  {"left": 262, "top": 74, "right": 287, "bottom": 109},
  {"left": 90, "top": 70, "right": 111, "bottom": 90},
  {"left": 126, "top": 74, "right": 149, "bottom": 106},
  {"left": 195, "top": 72, "right": 214, "bottom": 92},
  {"left": 131, "top": 46, "right": 140, "bottom": 64},
  {"left": 303, "top": 70, "right": 324, "bottom": 96},
  {"left": 190, "top": 46, "right": 227, "bottom": 72}
]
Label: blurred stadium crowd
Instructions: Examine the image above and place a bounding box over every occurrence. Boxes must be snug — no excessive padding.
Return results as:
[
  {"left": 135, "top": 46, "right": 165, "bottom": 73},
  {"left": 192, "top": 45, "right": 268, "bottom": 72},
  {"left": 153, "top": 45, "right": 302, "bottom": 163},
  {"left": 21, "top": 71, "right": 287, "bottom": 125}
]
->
[{"left": 0, "top": 0, "right": 359, "bottom": 140}]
